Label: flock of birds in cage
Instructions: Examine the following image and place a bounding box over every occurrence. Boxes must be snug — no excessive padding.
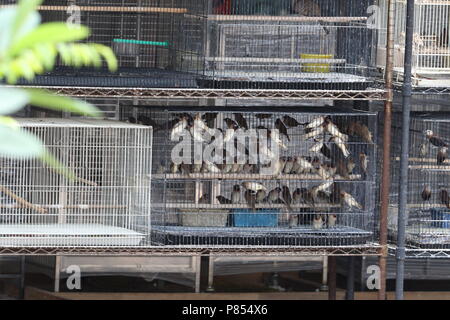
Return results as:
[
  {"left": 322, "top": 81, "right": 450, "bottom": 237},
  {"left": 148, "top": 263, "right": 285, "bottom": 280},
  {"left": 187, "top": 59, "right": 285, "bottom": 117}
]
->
[
  {"left": 132, "top": 110, "right": 375, "bottom": 232},
  {"left": 418, "top": 128, "right": 450, "bottom": 210}
]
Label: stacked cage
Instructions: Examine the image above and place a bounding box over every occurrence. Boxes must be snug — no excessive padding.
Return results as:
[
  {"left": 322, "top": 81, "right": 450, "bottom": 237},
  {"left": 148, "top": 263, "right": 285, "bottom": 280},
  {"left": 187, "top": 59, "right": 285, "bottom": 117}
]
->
[
  {"left": 0, "top": 0, "right": 207, "bottom": 87},
  {"left": 202, "top": 0, "right": 379, "bottom": 90},
  {"left": 124, "top": 107, "right": 378, "bottom": 248},
  {"left": 390, "top": 113, "right": 450, "bottom": 255},
  {"left": 377, "top": 0, "right": 450, "bottom": 88},
  {"left": 0, "top": 119, "right": 152, "bottom": 248}
]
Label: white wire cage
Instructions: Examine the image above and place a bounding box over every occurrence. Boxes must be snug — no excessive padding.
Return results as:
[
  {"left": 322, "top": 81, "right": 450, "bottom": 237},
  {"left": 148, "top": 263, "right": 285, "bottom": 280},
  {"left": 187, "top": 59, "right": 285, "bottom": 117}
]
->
[
  {"left": 390, "top": 113, "right": 450, "bottom": 256},
  {"left": 122, "top": 107, "right": 379, "bottom": 248},
  {"left": 0, "top": 119, "right": 152, "bottom": 248},
  {"left": 377, "top": 0, "right": 450, "bottom": 88}
]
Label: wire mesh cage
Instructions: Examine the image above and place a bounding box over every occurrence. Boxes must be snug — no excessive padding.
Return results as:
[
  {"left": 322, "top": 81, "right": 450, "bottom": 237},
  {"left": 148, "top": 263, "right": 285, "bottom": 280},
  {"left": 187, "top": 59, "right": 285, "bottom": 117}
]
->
[
  {"left": 377, "top": 0, "right": 450, "bottom": 88},
  {"left": 201, "top": 0, "right": 380, "bottom": 90},
  {"left": 121, "top": 106, "right": 378, "bottom": 248},
  {"left": 0, "top": 119, "right": 152, "bottom": 248},
  {"left": 390, "top": 113, "right": 450, "bottom": 256},
  {"left": 1, "top": 0, "right": 207, "bottom": 88}
]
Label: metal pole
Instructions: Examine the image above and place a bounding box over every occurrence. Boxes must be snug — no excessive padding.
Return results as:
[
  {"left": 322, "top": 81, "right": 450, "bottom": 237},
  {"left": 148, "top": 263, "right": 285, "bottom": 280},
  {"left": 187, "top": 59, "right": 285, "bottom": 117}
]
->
[
  {"left": 396, "top": 0, "right": 415, "bottom": 300},
  {"left": 328, "top": 256, "right": 337, "bottom": 300},
  {"left": 346, "top": 256, "right": 355, "bottom": 300},
  {"left": 379, "top": 0, "right": 396, "bottom": 300}
]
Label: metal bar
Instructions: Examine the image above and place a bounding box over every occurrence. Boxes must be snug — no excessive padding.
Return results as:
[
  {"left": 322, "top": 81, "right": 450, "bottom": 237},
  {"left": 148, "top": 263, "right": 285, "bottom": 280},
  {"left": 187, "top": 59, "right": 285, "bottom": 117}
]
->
[
  {"left": 396, "top": 0, "right": 415, "bottom": 301},
  {"left": 346, "top": 256, "right": 355, "bottom": 300},
  {"left": 0, "top": 5, "right": 188, "bottom": 14},
  {"left": 379, "top": 0, "right": 396, "bottom": 301},
  {"left": 328, "top": 256, "right": 337, "bottom": 300},
  {"left": 5, "top": 86, "right": 387, "bottom": 101}
]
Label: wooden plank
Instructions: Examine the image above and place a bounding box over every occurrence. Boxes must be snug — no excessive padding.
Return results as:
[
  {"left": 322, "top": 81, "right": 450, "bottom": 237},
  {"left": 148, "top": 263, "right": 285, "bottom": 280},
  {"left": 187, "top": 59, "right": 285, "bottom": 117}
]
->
[
  {"left": 205, "top": 57, "right": 347, "bottom": 64},
  {"left": 208, "top": 15, "right": 367, "bottom": 23},
  {"left": 0, "top": 5, "right": 188, "bottom": 14}
]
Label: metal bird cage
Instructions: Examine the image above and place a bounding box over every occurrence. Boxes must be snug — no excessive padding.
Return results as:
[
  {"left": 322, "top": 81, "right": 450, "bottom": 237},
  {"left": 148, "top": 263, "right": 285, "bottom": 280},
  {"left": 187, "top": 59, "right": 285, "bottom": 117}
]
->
[
  {"left": 390, "top": 113, "right": 450, "bottom": 257},
  {"left": 377, "top": 0, "right": 450, "bottom": 88},
  {"left": 0, "top": 0, "right": 207, "bottom": 88},
  {"left": 201, "top": 0, "right": 380, "bottom": 90},
  {"left": 121, "top": 106, "right": 378, "bottom": 249},
  {"left": 0, "top": 119, "right": 152, "bottom": 248}
]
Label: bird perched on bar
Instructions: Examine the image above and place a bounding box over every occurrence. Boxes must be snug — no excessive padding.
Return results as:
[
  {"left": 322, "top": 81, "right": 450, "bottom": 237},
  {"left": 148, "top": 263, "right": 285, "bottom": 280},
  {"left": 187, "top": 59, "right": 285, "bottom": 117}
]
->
[
  {"left": 233, "top": 113, "right": 248, "bottom": 130},
  {"left": 418, "top": 143, "right": 428, "bottom": 157},
  {"left": 283, "top": 157, "right": 295, "bottom": 174},
  {"left": 266, "top": 187, "right": 282, "bottom": 204},
  {"left": 421, "top": 185, "right": 432, "bottom": 202},
  {"left": 292, "top": 188, "right": 304, "bottom": 204},
  {"left": 256, "top": 190, "right": 267, "bottom": 204},
  {"left": 203, "top": 160, "right": 221, "bottom": 173},
  {"left": 310, "top": 181, "right": 334, "bottom": 201},
  {"left": 170, "top": 161, "right": 179, "bottom": 174},
  {"left": 180, "top": 163, "right": 192, "bottom": 175},
  {"left": 194, "top": 113, "right": 214, "bottom": 135},
  {"left": 202, "top": 113, "right": 218, "bottom": 128},
  {"left": 440, "top": 189, "right": 450, "bottom": 209},
  {"left": 170, "top": 115, "right": 188, "bottom": 141},
  {"left": 348, "top": 121, "right": 374, "bottom": 144},
  {"left": 340, "top": 191, "right": 363, "bottom": 210},
  {"left": 281, "top": 186, "right": 293, "bottom": 212},
  {"left": 312, "top": 214, "right": 324, "bottom": 230},
  {"left": 320, "top": 143, "right": 332, "bottom": 159},
  {"left": 294, "top": 156, "right": 314, "bottom": 174},
  {"left": 335, "top": 159, "right": 351, "bottom": 180},
  {"left": 282, "top": 115, "right": 302, "bottom": 128},
  {"left": 275, "top": 118, "right": 290, "bottom": 141},
  {"left": 199, "top": 193, "right": 210, "bottom": 204},
  {"left": 324, "top": 117, "right": 348, "bottom": 141},
  {"left": 244, "top": 190, "right": 257, "bottom": 211},
  {"left": 292, "top": 0, "right": 329, "bottom": 35},
  {"left": 438, "top": 27, "right": 449, "bottom": 48},
  {"left": 231, "top": 184, "right": 241, "bottom": 204},
  {"left": 437, "top": 147, "right": 448, "bottom": 165},
  {"left": 242, "top": 182, "right": 267, "bottom": 192},
  {"left": 269, "top": 129, "right": 288, "bottom": 150},
  {"left": 424, "top": 130, "right": 448, "bottom": 148},
  {"left": 309, "top": 138, "right": 324, "bottom": 154},
  {"left": 327, "top": 214, "right": 337, "bottom": 228},
  {"left": 224, "top": 118, "right": 239, "bottom": 130},
  {"left": 216, "top": 195, "right": 232, "bottom": 205},
  {"left": 359, "top": 152, "right": 368, "bottom": 175},
  {"left": 330, "top": 136, "right": 350, "bottom": 158}
]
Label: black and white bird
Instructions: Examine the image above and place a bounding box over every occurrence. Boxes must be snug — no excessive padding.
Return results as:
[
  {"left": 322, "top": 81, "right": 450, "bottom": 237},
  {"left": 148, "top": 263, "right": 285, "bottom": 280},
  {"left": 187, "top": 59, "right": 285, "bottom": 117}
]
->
[
  {"left": 281, "top": 186, "right": 293, "bottom": 212},
  {"left": 437, "top": 147, "right": 448, "bottom": 165},
  {"left": 266, "top": 187, "right": 282, "bottom": 204},
  {"left": 440, "top": 189, "right": 450, "bottom": 209},
  {"left": 421, "top": 185, "right": 432, "bottom": 202},
  {"left": 425, "top": 130, "right": 448, "bottom": 148},
  {"left": 233, "top": 113, "right": 248, "bottom": 130},
  {"left": 244, "top": 190, "right": 257, "bottom": 211},
  {"left": 231, "top": 184, "right": 241, "bottom": 204}
]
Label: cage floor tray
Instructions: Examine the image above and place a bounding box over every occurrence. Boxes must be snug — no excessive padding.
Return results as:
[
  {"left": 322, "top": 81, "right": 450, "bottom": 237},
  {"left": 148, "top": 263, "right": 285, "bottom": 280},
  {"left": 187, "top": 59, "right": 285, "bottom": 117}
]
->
[
  {"left": 15, "top": 67, "right": 198, "bottom": 88},
  {"left": 152, "top": 225, "right": 372, "bottom": 246},
  {"left": 390, "top": 226, "right": 450, "bottom": 248},
  {"left": 0, "top": 224, "right": 145, "bottom": 247},
  {"left": 198, "top": 71, "right": 372, "bottom": 90}
]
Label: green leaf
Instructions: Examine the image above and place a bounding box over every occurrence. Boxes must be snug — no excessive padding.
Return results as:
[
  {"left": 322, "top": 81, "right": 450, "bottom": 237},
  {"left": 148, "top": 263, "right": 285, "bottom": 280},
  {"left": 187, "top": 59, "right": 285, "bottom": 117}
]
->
[
  {"left": 9, "top": 22, "right": 90, "bottom": 56},
  {"left": 0, "top": 116, "right": 19, "bottom": 129},
  {"left": 11, "top": 0, "right": 42, "bottom": 39},
  {"left": 0, "top": 87, "right": 29, "bottom": 115},
  {"left": 40, "top": 150, "right": 76, "bottom": 181},
  {"left": 0, "top": 122, "right": 44, "bottom": 158},
  {"left": 26, "top": 89, "right": 101, "bottom": 117},
  {"left": 91, "top": 44, "right": 118, "bottom": 72}
]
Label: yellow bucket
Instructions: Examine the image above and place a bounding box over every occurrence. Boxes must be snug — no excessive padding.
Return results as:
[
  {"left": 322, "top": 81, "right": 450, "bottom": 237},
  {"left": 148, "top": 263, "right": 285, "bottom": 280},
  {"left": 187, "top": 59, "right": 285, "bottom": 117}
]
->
[{"left": 301, "top": 54, "right": 333, "bottom": 73}]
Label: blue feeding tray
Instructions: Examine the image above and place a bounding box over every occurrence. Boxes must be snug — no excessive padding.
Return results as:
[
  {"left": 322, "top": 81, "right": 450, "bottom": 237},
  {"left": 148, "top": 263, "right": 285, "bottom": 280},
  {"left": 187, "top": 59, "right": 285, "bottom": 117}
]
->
[
  {"left": 430, "top": 208, "right": 450, "bottom": 228},
  {"left": 232, "top": 209, "right": 279, "bottom": 227}
]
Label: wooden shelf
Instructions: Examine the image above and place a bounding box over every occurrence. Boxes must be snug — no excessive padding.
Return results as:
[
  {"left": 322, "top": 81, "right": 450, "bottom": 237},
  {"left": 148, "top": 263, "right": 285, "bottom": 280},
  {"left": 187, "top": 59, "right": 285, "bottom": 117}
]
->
[
  {"left": 208, "top": 15, "right": 367, "bottom": 23},
  {"left": 152, "top": 173, "right": 362, "bottom": 181},
  {"left": 0, "top": 5, "right": 187, "bottom": 14}
]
